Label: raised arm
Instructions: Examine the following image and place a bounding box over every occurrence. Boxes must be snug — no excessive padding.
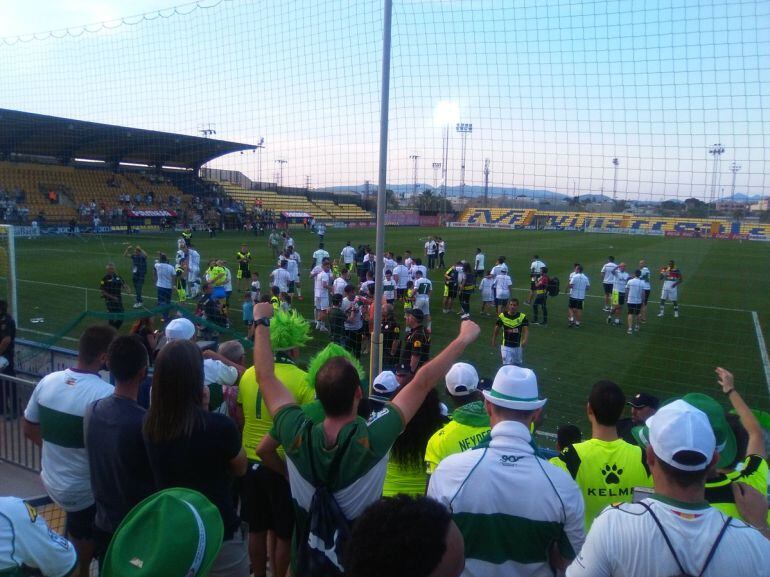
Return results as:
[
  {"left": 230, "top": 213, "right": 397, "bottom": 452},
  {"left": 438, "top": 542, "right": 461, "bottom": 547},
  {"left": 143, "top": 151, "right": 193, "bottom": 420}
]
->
[
  {"left": 252, "top": 302, "right": 296, "bottom": 416},
  {"left": 392, "top": 320, "right": 480, "bottom": 424},
  {"left": 716, "top": 367, "right": 766, "bottom": 458}
]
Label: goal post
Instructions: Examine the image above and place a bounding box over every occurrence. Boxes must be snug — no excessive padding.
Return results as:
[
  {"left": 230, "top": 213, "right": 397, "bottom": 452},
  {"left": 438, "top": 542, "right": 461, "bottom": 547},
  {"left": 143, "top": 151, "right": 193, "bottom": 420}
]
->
[{"left": 0, "top": 225, "right": 18, "bottom": 323}]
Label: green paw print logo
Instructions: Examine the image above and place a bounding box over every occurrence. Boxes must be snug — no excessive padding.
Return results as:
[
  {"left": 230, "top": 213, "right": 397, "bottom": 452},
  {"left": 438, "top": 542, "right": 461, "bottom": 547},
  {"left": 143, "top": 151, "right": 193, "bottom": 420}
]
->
[{"left": 601, "top": 464, "right": 623, "bottom": 485}]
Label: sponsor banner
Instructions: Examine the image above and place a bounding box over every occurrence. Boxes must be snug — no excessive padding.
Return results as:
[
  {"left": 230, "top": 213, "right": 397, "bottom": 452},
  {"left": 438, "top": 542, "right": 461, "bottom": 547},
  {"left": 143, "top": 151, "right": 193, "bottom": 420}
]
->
[
  {"left": 710, "top": 232, "right": 749, "bottom": 241},
  {"left": 126, "top": 210, "right": 177, "bottom": 218},
  {"left": 347, "top": 221, "right": 374, "bottom": 228},
  {"left": 332, "top": 221, "right": 348, "bottom": 228},
  {"left": 14, "top": 226, "right": 41, "bottom": 237},
  {"left": 281, "top": 211, "right": 311, "bottom": 219},
  {"left": 419, "top": 215, "right": 441, "bottom": 227},
  {"left": 385, "top": 211, "right": 421, "bottom": 226}
]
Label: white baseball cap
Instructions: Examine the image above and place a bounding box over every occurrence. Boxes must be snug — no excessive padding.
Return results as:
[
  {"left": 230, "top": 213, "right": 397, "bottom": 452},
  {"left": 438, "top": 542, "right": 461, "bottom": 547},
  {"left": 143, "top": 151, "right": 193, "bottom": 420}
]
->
[
  {"left": 372, "top": 371, "right": 399, "bottom": 395},
  {"left": 646, "top": 399, "right": 716, "bottom": 471},
  {"left": 483, "top": 365, "right": 546, "bottom": 410},
  {"left": 165, "top": 318, "right": 196, "bottom": 341},
  {"left": 445, "top": 362, "right": 479, "bottom": 396}
]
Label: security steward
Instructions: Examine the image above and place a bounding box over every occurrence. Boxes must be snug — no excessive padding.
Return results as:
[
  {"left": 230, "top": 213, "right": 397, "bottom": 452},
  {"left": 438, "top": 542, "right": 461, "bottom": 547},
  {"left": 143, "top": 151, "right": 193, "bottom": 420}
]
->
[
  {"left": 380, "top": 304, "right": 402, "bottom": 370},
  {"left": 401, "top": 308, "right": 430, "bottom": 373},
  {"left": 236, "top": 244, "right": 252, "bottom": 290},
  {"left": 532, "top": 266, "right": 549, "bottom": 325}
]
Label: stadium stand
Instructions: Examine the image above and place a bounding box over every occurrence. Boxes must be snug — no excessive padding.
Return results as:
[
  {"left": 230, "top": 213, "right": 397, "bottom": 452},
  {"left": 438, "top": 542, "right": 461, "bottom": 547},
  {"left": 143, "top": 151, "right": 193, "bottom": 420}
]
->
[{"left": 456, "top": 207, "right": 770, "bottom": 240}]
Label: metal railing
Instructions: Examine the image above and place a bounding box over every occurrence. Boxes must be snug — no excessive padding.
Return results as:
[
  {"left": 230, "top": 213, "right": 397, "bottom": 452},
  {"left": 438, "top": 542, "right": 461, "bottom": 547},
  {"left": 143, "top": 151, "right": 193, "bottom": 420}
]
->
[{"left": 1, "top": 374, "right": 41, "bottom": 472}]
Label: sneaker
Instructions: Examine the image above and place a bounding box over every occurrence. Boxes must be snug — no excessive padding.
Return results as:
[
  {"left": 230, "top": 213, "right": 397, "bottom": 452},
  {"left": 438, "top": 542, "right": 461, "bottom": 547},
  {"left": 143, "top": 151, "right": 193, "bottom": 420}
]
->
[
  {"left": 634, "top": 325, "right": 640, "bottom": 332},
  {"left": 575, "top": 322, "right": 581, "bottom": 327},
  {"left": 568, "top": 322, "right": 574, "bottom": 328},
  {"left": 614, "top": 320, "right": 621, "bottom": 326},
  {"left": 627, "top": 329, "right": 633, "bottom": 334},
  {"left": 674, "top": 310, "right": 679, "bottom": 318},
  {"left": 532, "top": 320, "right": 540, "bottom": 325},
  {"left": 606, "top": 316, "right": 613, "bottom": 325},
  {"left": 133, "top": 302, "right": 143, "bottom": 308},
  {"left": 657, "top": 312, "right": 664, "bottom": 317}
]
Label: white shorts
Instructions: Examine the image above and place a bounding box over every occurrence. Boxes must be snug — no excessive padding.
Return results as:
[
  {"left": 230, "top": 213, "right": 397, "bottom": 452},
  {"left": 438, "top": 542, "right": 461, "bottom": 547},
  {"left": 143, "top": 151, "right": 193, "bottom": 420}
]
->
[
  {"left": 501, "top": 345, "right": 523, "bottom": 366},
  {"left": 415, "top": 298, "right": 430, "bottom": 316},
  {"left": 482, "top": 290, "right": 493, "bottom": 303},
  {"left": 314, "top": 295, "right": 329, "bottom": 311},
  {"left": 661, "top": 286, "right": 678, "bottom": 301}
]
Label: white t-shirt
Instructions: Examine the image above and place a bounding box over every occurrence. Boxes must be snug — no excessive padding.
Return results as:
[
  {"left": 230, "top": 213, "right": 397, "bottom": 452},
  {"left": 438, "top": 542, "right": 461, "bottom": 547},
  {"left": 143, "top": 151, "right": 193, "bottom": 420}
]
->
[
  {"left": 425, "top": 240, "right": 436, "bottom": 255},
  {"left": 416, "top": 264, "right": 428, "bottom": 278},
  {"left": 360, "top": 279, "right": 374, "bottom": 297},
  {"left": 530, "top": 259, "right": 546, "bottom": 274},
  {"left": 383, "top": 258, "right": 397, "bottom": 273},
  {"left": 187, "top": 249, "right": 201, "bottom": 281},
  {"left": 341, "top": 245, "right": 356, "bottom": 264},
  {"left": 415, "top": 277, "right": 432, "bottom": 299},
  {"left": 640, "top": 266, "right": 651, "bottom": 290},
  {"left": 612, "top": 269, "right": 630, "bottom": 293},
  {"left": 491, "top": 262, "right": 508, "bottom": 277},
  {"left": 393, "top": 264, "right": 410, "bottom": 289},
  {"left": 569, "top": 273, "right": 590, "bottom": 300},
  {"left": 341, "top": 297, "right": 363, "bottom": 330},
  {"left": 223, "top": 268, "right": 233, "bottom": 292},
  {"left": 626, "top": 277, "right": 645, "bottom": 305},
  {"left": 0, "top": 496, "right": 77, "bottom": 576},
  {"left": 438, "top": 240, "right": 446, "bottom": 253},
  {"left": 284, "top": 236, "right": 294, "bottom": 249},
  {"left": 479, "top": 277, "right": 494, "bottom": 299},
  {"left": 601, "top": 262, "right": 618, "bottom": 284},
  {"left": 271, "top": 268, "right": 291, "bottom": 292},
  {"left": 286, "top": 258, "right": 299, "bottom": 282},
  {"left": 494, "top": 274, "right": 513, "bottom": 299},
  {"left": 312, "top": 249, "right": 330, "bottom": 268},
  {"left": 314, "top": 270, "right": 331, "bottom": 297},
  {"left": 24, "top": 369, "right": 113, "bottom": 511},
  {"left": 333, "top": 276, "right": 348, "bottom": 296},
  {"left": 566, "top": 497, "right": 770, "bottom": 577},
  {"left": 475, "top": 253, "right": 485, "bottom": 271},
  {"left": 154, "top": 262, "right": 175, "bottom": 289}
]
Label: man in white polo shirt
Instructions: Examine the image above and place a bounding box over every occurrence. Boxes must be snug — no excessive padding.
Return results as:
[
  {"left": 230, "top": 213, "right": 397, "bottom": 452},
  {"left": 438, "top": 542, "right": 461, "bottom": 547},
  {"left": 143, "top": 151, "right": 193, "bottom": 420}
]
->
[
  {"left": 313, "top": 259, "right": 332, "bottom": 331},
  {"left": 568, "top": 264, "right": 590, "bottom": 328},
  {"left": 428, "top": 365, "right": 585, "bottom": 576},
  {"left": 23, "top": 325, "right": 117, "bottom": 577},
  {"left": 567, "top": 400, "right": 770, "bottom": 577}
]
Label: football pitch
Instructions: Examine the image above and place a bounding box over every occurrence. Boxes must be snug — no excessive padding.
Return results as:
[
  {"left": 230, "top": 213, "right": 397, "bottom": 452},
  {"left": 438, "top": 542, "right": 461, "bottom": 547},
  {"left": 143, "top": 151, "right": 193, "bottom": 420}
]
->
[{"left": 12, "top": 226, "right": 770, "bottom": 436}]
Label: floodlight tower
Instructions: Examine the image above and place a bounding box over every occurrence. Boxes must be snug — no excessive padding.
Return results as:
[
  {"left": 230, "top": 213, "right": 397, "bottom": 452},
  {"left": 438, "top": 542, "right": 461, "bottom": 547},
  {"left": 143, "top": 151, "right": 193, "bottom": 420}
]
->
[
  {"left": 612, "top": 157, "right": 619, "bottom": 202},
  {"left": 730, "top": 160, "right": 741, "bottom": 206},
  {"left": 409, "top": 154, "right": 420, "bottom": 198},
  {"left": 432, "top": 162, "right": 442, "bottom": 189},
  {"left": 276, "top": 159, "right": 287, "bottom": 190},
  {"left": 456, "top": 123, "right": 473, "bottom": 200},
  {"left": 198, "top": 123, "right": 216, "bottom": 138},
  {"left": 255, "top": 137, "right": 265, "bottom": 189},
  {"left": 708, "top": 144, "right": 725, "bottom": 204},
  {"left": 483, "top": 159, "right": 491, "bottom": 206}
]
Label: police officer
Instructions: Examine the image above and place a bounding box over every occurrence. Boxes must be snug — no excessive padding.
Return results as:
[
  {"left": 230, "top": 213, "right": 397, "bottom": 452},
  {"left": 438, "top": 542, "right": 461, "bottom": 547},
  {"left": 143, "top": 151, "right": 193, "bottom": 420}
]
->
[
  {"left": 100, "top": 262, "right": 127, "bottom": 330},
  {"left": 380, "top": 304, "right": 402, "bottom": 370},
  {"left": 401, "top": 309, "right": 430, "bottom": 373},
  {"left": 236, "top": 243, "right": 252, "bottom": 291}
]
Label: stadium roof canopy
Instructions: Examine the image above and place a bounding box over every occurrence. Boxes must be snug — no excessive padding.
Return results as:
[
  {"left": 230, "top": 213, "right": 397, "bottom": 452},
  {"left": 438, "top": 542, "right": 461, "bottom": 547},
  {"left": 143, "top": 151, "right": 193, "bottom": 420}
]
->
[{"left": 0, "top": 108, "right": 256, "bottom": 170}]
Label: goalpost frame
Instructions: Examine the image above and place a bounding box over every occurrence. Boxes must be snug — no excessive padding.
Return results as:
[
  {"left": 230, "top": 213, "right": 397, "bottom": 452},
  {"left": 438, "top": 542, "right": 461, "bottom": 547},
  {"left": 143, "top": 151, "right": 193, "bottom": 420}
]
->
[{"left": 0, "top": 225, "right": 18, "bottom": 322}]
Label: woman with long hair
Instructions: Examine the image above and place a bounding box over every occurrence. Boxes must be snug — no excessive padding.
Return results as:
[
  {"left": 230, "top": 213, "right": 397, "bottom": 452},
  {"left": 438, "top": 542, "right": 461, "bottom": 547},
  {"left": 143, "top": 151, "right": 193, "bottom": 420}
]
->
[
  {"left": 143, "top": 339, "right": 249, "bottom": 576},
  {"left": 382, "top": 387, "right": 444, "bottom": 497}
]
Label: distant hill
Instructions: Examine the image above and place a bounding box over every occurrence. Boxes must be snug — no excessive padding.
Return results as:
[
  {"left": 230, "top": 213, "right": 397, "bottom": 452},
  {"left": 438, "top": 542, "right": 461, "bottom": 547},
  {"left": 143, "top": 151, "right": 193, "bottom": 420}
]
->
[{"left": 316, "top": 183, "right": 570, "bottom": 201}]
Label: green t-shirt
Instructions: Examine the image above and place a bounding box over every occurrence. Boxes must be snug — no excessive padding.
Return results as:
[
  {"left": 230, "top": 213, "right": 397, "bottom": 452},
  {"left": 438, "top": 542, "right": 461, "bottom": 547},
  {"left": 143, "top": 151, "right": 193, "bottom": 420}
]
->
[
  {"left": 424, "top": 401, "right": 491, "bottom": 474},
  {"left": 705, "top": 454, "right": 770, "bottom": 522},
  {"left": 237, "top": 357, "right": 314, "bottom": 461},
  {"left": 551, "top": 437, "right": 652, "bottom": 530}
]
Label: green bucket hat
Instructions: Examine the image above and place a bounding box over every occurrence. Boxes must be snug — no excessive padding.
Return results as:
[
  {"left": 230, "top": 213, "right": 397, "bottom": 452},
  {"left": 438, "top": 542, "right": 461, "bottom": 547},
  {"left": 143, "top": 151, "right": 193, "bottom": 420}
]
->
[
  {"left": 102, "top": 488, "right": 224, "bottom": 577},
  {"left": 632, "top": 393, "right": 736, "bottom": 469}
]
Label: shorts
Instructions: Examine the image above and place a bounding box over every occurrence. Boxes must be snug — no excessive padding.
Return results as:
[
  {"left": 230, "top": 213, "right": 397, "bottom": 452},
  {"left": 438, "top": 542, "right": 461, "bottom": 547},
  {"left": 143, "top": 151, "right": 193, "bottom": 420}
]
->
[
  {"left": 212, "top": 286, "right": 226, "bottom": 299},
  {"left": 603, "top": 282, "right": 613, "bottom": 296},
  {"left": 568, "top": 298, "right": 584, "bottom": 310},
  {"left": 500, "top": 345, "right": 523, "bottom": 366},
  {"left": 287, "top": 281, "right": 295, "bottom": 294},
  {"left": 66, "top": 504, "right": 96, "bottom": 540},
  {"left": 237, "top": 266, "right": 250, "bottom": 279},
  {"left": 661, "top": 286, "right": 678, "bottom": 301},
  {"left": 534, "top": 294, "right": 547, "bottom": 305},
  {"left": 643, "top": 289, "right": 650, "bottom": 304},
  {"left": 415, "top": 298, "right": 430, "bottom": 316},
  {"left": 481, "top": 291, "right": 493, "bottom": 303},
  {"left": 611, "top": 290, "right": 626, "bottom": 306},
  {"left": 444, "top": 285, "right": 458, "bottom": 298},
  {"left": 495, "top": 297, "right": 509, "bottom": 307},
  {"left": 314, "top": 295, "right": 329, "bottom": 311},
  {"left": 241, "top": 462, "right": 294, "bottom": 539},
  {"left": 627, "top": 303, "right": 642, "bottom": 315}
]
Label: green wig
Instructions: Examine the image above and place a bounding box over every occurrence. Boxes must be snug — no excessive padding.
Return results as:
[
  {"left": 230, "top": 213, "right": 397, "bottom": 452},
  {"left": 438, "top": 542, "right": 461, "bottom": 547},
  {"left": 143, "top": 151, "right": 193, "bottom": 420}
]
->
[
  {"left": 306, "top": 343, "right": 366, "bottom": 390},
  {"left": 270, "top": 310, "right": 312, "bottom": 351}
]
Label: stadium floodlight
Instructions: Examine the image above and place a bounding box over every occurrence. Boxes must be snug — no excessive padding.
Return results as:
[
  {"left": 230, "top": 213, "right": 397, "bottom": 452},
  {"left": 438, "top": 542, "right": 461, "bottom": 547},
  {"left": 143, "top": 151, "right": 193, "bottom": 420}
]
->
[
  {"left": 256, "top": 137, "right": 266, "bottom": 190},
  {"left": 197, "top": 123, "right": 216, "bottom": 138},
  {"left": 432, "top": 162, "right": 442, "bottom": 189},
  {"left": 456, "top": 123, "right": 472, "bottom": 201},
  {"left": 612, "top": 157, "right": 619, "bottom": 202},
  {"left": 275, "top": 159, "right": 287, "bottom": 190},
  {"left": 409, "top": 154, "right": 420, "bottom": 198},
  {"left": 434, "top": 100, "right": 459, "bottom": 220},
  {"left": 730, "top": 161, "right": 741, "bottom": 206},
  {"left": 708, "top": 144, "right": 725, "bottom": 204},
  {"left": 483, "top": 158, "right": 490, "bottom": 206}
]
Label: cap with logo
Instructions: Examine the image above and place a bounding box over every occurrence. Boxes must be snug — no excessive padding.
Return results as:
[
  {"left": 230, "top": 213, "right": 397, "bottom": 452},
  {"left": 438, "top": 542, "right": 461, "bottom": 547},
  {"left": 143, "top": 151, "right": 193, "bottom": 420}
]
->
[
  {"left": 165, "top": 317, "right": 196, "bottom": 341},
  {"left": 627, "top": 392, "right": 660, "bottom": 409},
  {"left": 445, "top": 362, "right": 479, "bottom": 397},
  {"left": 407, "top": 309, "right": 424, "bottom": 323},
  {"left": 102, "top": 488, "right": 224, "bottom": 577},
  {"left": 644, "top": 399, "right": 716, "bottom": 471},
  {"left": 633, "top": 393, "right": 735, "bottom": 469},
  {"left": 482, "top": 365, "right": 546, "bottom": 410}
]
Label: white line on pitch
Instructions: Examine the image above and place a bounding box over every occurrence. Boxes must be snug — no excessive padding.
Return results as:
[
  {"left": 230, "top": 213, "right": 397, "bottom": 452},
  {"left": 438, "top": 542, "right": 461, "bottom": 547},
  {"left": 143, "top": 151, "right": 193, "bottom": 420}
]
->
[
  {"left": 18, "top": 328, "right": 78, "bottom": 342},
  {"left": 750, "top": 311, "right": 770, "bottom": 398}
]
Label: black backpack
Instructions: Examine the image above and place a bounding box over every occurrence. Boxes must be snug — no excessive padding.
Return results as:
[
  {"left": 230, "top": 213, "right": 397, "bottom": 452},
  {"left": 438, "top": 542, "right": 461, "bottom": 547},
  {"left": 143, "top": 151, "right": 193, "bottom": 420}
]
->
[
  {"left": 547, "top": 276, "right": 560, "bottom": 297},
  {"left": 295, "top": 431, "right": 354, "bottom": 577}
]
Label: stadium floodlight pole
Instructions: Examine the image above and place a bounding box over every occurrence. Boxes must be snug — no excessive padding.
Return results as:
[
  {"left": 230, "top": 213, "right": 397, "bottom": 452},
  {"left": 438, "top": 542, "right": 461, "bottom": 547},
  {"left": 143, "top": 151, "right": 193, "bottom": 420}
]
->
[
  {"left": 456, "top": 123, "right": 472, "bottom": 202},
  {"left": 256, "top": 137, "right": 265, "bottom": 190},
  {"left": 275, "top": 159, "right": 287, "bottom": 190},
  {"left": 442, "top": 125, "right": 450, "bottom": 224},
  {"left": 708, "top": 143, "right": 724, "bottom": 205},
  {"left": 370, "top": 0, "right": 393, "bottom": 384},
  {"left": 410, "top": 154, "right": 420, "bottom": 198},
  {"left": 612, "top": 157, "right": 619, "bottom": 202},
  {"left": 730, "top": 161, "right": 741, "bottom": 207},
  {"left": 483, "top": 158, "right": 491, "bottom": 207},
  {"left": 432, "top": 162, "right": 442, "bottom": 190}
]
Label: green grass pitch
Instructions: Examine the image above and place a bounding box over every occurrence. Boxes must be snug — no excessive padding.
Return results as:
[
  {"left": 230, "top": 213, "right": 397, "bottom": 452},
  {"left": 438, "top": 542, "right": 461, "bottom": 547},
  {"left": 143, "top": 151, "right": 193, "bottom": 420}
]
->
[{"left": 12, "top": 226, "right": 770, "bottom": 437}]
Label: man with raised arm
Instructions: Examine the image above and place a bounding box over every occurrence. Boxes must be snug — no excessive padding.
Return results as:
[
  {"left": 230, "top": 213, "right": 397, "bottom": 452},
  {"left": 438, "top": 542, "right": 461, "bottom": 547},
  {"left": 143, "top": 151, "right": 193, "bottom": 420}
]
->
[{"left": 250, "top": 301, "right": 480, "bottom": 573}]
